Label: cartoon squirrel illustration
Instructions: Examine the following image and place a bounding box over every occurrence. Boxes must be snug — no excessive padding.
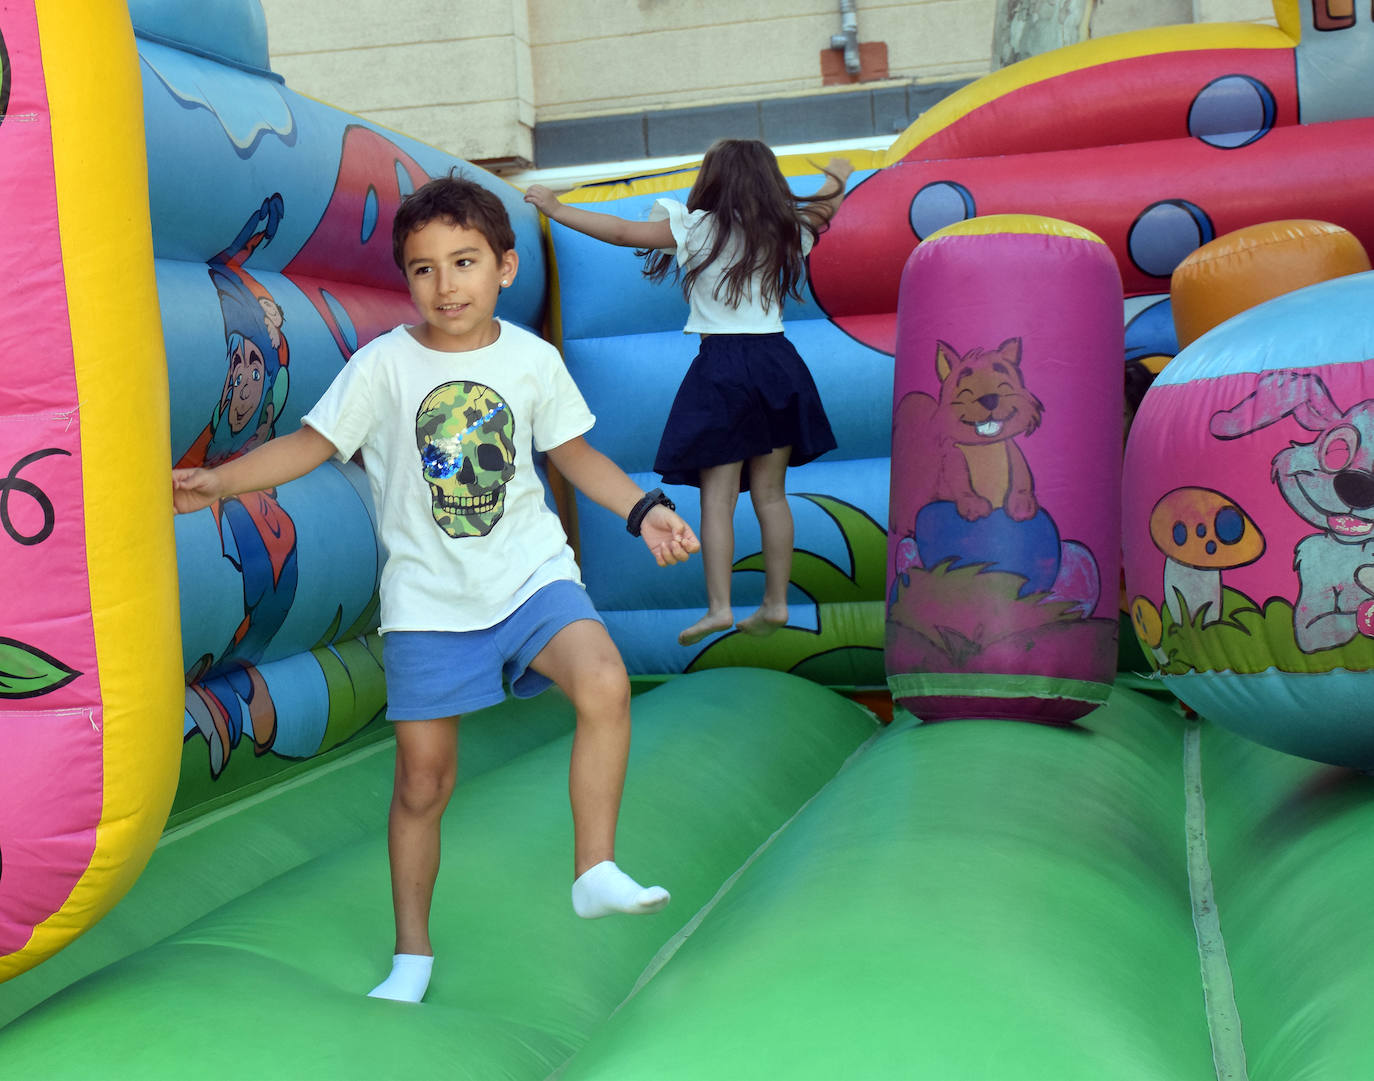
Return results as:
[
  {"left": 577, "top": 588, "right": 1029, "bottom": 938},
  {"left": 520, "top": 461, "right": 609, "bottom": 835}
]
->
[{"left": 892, "top": 337, "right": 1044, "bottom": 534}]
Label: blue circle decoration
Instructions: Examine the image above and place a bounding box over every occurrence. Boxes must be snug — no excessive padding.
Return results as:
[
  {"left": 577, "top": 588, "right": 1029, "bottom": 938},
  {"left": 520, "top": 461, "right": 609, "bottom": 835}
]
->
[
  {"left": 1128, "top": 200, "right": 1216, "bottom": 278},
  {"left": 1214, "top": 505, "right": 1245, "bottom": 545},
  {"left": 1188, "top": 75, "right": 1277, "bottom": 149},
  {"left": 909, "top": 181, "right": 976, "bottom": 241}
]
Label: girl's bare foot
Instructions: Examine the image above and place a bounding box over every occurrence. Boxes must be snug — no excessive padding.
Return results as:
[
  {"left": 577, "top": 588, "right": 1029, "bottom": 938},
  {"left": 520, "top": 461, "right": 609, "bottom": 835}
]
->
[
  {"left": 678, "top": 609, "right": 733, "bottom": 646},
  {"left": 737, "top": 605, "right": 788, "bottom": 636}
]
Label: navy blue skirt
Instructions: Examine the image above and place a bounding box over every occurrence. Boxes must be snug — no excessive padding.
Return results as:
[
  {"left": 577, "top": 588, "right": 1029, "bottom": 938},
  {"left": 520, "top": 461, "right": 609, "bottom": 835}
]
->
[{"left": 654, "top": 333, "right": 837, "bottom": 490}]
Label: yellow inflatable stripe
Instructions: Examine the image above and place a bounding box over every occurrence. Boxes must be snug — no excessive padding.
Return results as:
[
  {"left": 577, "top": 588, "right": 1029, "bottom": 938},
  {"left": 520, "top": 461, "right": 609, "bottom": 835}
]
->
[
  {"left": 883, "top": 21, "right": 1294, "bottom": 166},
  {"left": 7, "top": 0, "right": 182, "bottom": 976},
  {"left": 560, "top": 148, "right": 882, "bottom": 204},
  {"left": 1272, "top": 0, "right": 1302, "bottom": 42},
  {"left": 926, "top": 214, "right": 1106, "bottom": 245},
  {"left": 564, "top": 167, "right": 704, "bottom": 203},
  {"left": 774, "top": 148, "right": 883, "bottom": 178}
]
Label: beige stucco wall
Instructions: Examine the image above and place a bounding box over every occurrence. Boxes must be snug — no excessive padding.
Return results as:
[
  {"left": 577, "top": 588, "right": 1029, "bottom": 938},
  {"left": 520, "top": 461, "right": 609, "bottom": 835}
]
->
[
  {"left": 1197, "top": 0, "right": 1282, "bottom": 23},
  {"left": 259, "top": 0, "right": 535, "bottom": 163},
  {"left": 527, "top": 0, "right": 995, "bottom": 120},
  {"left": 1091, "top": 0, "right": 1279, "bottom": 37},
  {"left": 259, "top": 0, "right": 1280, "bottom": 164}
]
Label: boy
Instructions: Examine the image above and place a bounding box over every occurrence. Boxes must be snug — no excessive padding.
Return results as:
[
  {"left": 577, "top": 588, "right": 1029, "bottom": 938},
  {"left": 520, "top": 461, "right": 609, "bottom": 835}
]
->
[{"left": 173, "top": 175, "right": 700, "bottom": 1004}]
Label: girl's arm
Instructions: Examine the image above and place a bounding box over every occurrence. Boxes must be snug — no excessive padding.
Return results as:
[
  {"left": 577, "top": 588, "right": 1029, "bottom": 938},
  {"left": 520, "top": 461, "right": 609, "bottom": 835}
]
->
[
  {"left": 801, "top": 157, "right": 855, "bottom": 228},
  {"left": 172, "top": 425, "right": 337, "bottom": 514},
  {"left": 545, "top": 435, "right": 699, "bottom": 566},
  {"left": 524, "top": 185, "right": 675, "bottom": 250}
]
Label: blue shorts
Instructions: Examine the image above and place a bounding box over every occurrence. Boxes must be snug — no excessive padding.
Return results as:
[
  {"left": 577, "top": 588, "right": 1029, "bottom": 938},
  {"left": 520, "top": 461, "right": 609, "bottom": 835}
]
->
[{"left": 382, "top": 579, "right": 605, "bottom": 721}]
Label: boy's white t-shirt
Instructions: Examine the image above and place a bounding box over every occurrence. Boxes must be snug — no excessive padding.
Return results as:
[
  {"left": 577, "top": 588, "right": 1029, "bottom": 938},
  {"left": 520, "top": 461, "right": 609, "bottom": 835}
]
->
[
  {"left": 649, "top": 198, "right": 815, "bottom": 335},
  {"left": 303, "top": 320, "right": 594, "bottom": 633}
]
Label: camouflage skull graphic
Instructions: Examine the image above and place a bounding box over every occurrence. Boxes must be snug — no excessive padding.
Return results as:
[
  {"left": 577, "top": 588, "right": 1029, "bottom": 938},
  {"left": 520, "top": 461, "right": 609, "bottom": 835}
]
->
[{"left": 416, "top": 381, "right": 516, "bottom": 538}]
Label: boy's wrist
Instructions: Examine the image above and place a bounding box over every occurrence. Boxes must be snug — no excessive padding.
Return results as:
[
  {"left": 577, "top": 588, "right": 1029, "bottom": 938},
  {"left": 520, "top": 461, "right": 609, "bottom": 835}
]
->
[{"left": 625, "top": 488, "right": 674, "bottom": 537}]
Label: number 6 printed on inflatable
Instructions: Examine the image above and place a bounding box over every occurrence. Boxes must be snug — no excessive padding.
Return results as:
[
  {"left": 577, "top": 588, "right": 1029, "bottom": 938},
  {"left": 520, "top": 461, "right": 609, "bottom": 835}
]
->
[{"left": 0, "top": 0, "right": 182, "bottom": 980}]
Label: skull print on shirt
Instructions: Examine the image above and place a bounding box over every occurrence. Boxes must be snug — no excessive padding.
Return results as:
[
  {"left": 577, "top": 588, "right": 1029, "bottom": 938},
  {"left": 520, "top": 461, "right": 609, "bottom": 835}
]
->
[{"left": 416, "top": 381, "right": 517, "bottom": 538}]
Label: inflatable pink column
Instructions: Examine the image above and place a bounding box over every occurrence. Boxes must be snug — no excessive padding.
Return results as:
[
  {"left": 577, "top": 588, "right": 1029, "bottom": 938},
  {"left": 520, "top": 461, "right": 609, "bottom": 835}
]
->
[
  {"left": 0, "top": 0, "right": 180, "bottom": 980},
  {"left": 886, "top": 215, "right": 1122, "bottom": 723}
]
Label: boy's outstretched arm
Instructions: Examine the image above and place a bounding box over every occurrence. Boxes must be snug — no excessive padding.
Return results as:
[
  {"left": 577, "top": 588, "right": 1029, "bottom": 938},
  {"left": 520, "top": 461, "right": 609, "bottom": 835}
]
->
[
  {"left": 524, "top": 185, "right": 675, "bottom": 250},
  {"left": 172, "top": 425, "right": 337, "bottom": 514},
  {"left": 546, "top": 436, "right": 699, "bottom": 567}
]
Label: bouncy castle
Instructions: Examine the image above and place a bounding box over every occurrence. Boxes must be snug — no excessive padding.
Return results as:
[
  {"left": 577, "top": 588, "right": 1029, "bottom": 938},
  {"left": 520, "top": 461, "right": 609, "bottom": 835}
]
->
[{"left": 6, "top": 1, "right": 1374, "bottom": 1077}]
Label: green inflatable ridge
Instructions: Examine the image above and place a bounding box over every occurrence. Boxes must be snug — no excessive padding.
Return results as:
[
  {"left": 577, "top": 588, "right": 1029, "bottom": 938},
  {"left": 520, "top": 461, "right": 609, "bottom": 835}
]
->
[
  {"left": 0, "top": 669, "right": 877, "bottom": 1079},
  {"left": 9, "top": 671, "right": 1374, "bottom": 1078},
  {"left": 555, "top": 685, "right": 1214, "bottom": 1080}
]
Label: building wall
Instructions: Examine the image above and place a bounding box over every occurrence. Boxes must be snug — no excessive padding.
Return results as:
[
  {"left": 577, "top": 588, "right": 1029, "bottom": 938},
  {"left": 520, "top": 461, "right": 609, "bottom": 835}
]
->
[
  {"left": 258, "top": 0, "right": 1279, "bottom": 169},
  {"left": 527, "top": 0, "right": 995, "bottom": 121},
  {"left": 1196, "top": 0, "right": 1282, "bottom": 24},
  {"left": 259, "top": 0, "right": 535, "bottom": 164},
  {"left": 1091, "top": 0, "right": 1273, "bottom": 37}
]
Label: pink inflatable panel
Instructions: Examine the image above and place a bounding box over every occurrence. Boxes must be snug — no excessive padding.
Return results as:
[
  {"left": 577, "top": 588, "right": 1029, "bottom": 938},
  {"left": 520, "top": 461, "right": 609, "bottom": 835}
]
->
[
  {"left": 0, "top": 2, "right": 102, "bottom": 957},
  {"left": 885, "top": 222, "right": 1122, "bottom": 723}
]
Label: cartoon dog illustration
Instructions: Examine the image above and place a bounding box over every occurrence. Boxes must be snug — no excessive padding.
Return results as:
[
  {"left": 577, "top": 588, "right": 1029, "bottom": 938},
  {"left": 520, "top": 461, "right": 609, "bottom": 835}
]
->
[
  {"left": 893, "top": 337, "right": 1044, "bottom": 527},
  {"left": 1210, "top": 369, "right": 1374, "bottom": 652}
]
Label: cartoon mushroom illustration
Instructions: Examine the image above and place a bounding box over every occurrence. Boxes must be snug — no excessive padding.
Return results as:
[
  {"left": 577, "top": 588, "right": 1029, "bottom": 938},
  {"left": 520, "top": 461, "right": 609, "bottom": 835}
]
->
[
  {"left": 1149, "top": 487, "right": 1265, "bottom": 625},
  {"left": 1129, "top": 596, "right": 1169, "bottom": 667}
]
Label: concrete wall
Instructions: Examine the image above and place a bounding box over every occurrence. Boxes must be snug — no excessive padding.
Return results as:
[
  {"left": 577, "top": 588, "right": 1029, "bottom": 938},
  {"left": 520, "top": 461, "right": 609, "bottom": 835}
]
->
[
  {"left": 527, "top": 0, "right": 994, "bottom": 120},
  {"left": 259, "top": 0, "right": 535, "bottom": 164},
  {"left": 258, "top": 0, "right": 1280, "bottom": 169},
  {"left": 1196, "top": 0, "right": 1282, "bottom": 24}
]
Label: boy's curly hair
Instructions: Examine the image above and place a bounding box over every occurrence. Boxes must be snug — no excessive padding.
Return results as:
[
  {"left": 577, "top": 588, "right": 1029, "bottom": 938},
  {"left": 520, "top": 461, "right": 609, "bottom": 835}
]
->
[{"left": 392, "top": 173, "right": 516, "bottom": 271}]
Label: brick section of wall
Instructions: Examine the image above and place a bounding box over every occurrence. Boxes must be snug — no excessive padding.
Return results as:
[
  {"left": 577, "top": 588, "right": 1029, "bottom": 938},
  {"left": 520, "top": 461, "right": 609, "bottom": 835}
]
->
[{"left": 820, "top": 41, "right": 891, "bottom": 86}]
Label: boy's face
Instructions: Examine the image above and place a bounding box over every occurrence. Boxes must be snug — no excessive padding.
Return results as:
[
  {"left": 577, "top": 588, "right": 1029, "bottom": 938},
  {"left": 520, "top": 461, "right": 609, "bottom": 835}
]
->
[{"left": 402, "top": 218, "right": 518, "bottom": 352}]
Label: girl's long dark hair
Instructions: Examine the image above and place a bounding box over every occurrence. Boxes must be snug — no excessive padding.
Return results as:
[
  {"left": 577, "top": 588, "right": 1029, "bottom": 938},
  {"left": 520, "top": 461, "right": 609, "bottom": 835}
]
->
[{"left": 639, "top": 139, "right": 838, "bottom": 311}]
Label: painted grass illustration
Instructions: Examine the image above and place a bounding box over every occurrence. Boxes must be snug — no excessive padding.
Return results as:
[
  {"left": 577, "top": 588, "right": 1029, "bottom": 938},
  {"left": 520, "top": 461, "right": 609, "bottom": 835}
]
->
[
  {"left": 1153, "top": 587, "right": 1374, "bottom": 675},
  {"left": 887, "top": 560, "right": 1114, "bottom": 676},
  {"left": 686, "top": 494, "right": 885, "bottom": 685}
]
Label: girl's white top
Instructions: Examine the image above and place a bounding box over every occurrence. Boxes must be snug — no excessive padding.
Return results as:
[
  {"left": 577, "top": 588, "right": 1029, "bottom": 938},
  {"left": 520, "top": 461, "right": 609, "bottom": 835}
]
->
[{"left": 650, "top": 198, "right": 814, "bottom": 335}]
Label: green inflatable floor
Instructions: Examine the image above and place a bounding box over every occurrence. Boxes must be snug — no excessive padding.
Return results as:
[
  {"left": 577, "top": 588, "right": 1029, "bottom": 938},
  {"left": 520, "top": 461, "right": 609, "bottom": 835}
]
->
[{"left": 2, "top": 667, "right": 1372, "bottom": 1080}]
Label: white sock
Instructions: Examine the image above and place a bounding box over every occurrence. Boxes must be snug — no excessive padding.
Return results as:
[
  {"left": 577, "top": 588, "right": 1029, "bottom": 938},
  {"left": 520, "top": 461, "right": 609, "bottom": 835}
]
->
[
  {"left": 572, "top": 860, "right": 671, "bottom": 919},
  {"left": 367, "top": 953, "right": 434, "bottom": 1003}
]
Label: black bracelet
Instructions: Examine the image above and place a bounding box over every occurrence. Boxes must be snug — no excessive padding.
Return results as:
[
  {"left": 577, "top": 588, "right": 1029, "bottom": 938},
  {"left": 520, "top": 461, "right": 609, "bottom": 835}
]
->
[{"left": 626, "top": 488, "right": 675, "bottom": 536}]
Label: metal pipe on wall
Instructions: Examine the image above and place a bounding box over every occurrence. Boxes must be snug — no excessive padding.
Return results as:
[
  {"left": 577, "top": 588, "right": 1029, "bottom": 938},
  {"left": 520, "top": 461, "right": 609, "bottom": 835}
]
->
[{"left": 831, "top": 0, "right": 860, "bottom": 74}]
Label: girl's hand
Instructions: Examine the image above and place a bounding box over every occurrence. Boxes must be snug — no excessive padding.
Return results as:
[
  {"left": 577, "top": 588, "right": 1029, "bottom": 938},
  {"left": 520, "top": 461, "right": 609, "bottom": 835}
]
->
[
  {"left": 523, "top": 185, "right": 561, "bottom": 217},
  {"left": 172, "top": 468, "right": 223, "bottom": 515},
  {"left": 641, "top": 506, "right": 700, "bottom": 567},
  {"left": 824, "top": 157, "right": 854, "bottom": 182}
]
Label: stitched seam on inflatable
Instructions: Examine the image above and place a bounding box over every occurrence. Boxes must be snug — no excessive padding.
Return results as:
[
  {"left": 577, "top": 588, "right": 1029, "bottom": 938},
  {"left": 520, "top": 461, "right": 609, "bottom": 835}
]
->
[
  {"left": 1184, "top": 719, "right": 1249, "bottom": 1081},
  {"left": 543, "top": 722, "right": 885, "bottom": 1080},
  {"left": 156, "top": 739, "right": 393, "bottom": 847}
]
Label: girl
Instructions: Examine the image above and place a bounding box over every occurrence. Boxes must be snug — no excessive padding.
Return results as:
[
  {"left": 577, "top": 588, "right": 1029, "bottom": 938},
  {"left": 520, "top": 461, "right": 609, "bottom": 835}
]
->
[{"left": 525, "top": 139, "right": 851, "bottom": 646}]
